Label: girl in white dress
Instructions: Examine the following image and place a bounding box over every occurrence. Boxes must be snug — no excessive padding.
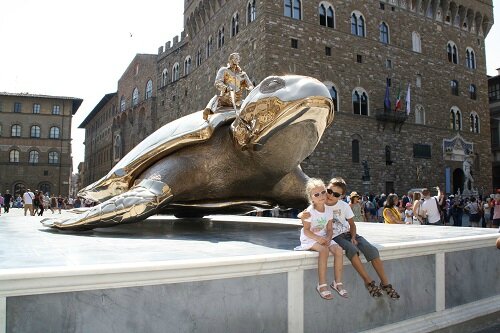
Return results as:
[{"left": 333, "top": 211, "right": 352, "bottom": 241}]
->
[{"left": 295, "top": 178, "right": 343, "bottom": 300}]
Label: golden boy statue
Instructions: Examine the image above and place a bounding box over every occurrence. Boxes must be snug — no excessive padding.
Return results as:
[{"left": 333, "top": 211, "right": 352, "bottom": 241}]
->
[{"left": 203, "top": 52, "right": 254, "bottom": 120}]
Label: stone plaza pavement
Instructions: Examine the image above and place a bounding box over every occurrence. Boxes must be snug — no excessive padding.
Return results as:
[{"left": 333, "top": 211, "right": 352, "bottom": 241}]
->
[{"left": 0, "top": 206, "right": 497, "bottom": 271}]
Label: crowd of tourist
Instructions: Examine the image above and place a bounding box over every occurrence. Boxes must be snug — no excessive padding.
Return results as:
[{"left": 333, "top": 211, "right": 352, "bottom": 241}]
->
[
  {"left": 0, "top": 190, "right": 92, "bottom": 216},
  {"left": 356, "top": 188, "right": 500, "bottom": 228}
]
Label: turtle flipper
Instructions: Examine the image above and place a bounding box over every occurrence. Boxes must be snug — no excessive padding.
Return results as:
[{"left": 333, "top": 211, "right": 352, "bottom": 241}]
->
[{"left": 41, "top": 179, "right": 173, "bottom": 230}]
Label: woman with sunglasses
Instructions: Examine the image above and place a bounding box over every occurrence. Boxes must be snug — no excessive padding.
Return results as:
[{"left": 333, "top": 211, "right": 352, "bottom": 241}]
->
[
  {"left": 300, "top": 177, "right": 400, "bottom": 300},
  {"left": 295, "top": 178, "right": 346, "bottom": 300}
]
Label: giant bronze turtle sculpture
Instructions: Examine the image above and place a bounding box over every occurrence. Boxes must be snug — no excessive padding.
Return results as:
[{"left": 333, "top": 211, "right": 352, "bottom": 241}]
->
[{"left": 41, "top": 75, "right": 334, "bottom": 230}]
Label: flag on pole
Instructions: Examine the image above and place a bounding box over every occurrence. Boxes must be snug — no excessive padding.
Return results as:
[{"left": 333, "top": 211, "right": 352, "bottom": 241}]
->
[
  {"left": 394, "top": 84, "right": 401, "bottom": 112},
  {"left": 405, "top": 83, "right": 411, "bottom": 115},
  {"left": 384, "top": 78, "right": 391, "bottom": 112}
]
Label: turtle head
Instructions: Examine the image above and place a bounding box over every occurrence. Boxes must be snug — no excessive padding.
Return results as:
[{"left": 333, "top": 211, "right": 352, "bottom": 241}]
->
[{"left": 231, "top": 75, "right": 334, "bottom": 170}]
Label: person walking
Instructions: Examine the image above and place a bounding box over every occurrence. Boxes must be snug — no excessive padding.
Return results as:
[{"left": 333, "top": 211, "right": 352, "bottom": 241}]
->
[
  {"left": 37, "top": 192, "right": 45, "bottom": 216},
  {"left": 22, "top": 189, "right": 35, "bottom": 216},
  {"left": 3, "top": 190, "right": 12, "bottom": 213}
]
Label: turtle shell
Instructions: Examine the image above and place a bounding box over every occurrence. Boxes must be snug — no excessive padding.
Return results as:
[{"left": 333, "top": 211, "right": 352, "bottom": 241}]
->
[{"left": 79, "top": 109, "right": 235, "bottom": 202}]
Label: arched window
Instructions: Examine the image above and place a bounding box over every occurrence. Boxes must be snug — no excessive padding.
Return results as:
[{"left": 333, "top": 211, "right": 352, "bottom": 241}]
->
[
  {"left": 412, "top": 31, "right": 421, "bottom": 53},
  {"left": 48, "top": 151, "right": 59, "bottom": 165},
  {"left": 145, "top": 80, "right": 153, "bottom": 99},
  {"left": 352, "top": 88, "right": 368, "bottom": 116},
  {"left": 426, "top": 3, "right": 434, "bottom": 18},
  {"left": 319, "top": 3, "right": 334, "bottom": 28},
  {"left": 231, "top": 13, "right": 239, "bottom": 37},
  {"left": 352, "top": 139, "right": 360, "bottom": 163},
  {"left": 465, "top": 47, "right": 476, "bottom": 69},
  {"left": 469, "top": 84, "right": 477, "bottom": 100},
  {"left": 217, "top": 26, "right": 225, "bottom": 48},
  {"left": 132, "top": 87, "right": 139, "bottom": 106},
  {"left": 162, "top": 69, "right": 169, "bottom": 87},
  {"left": 450, "top": 107, "right": 462, "bottom": 130},
  {"left": 120, "top": 95, "right": 126, "bottom": 112},
  {"left": 9, "top": 149, "right": 20, "bottom": 163},
  {"left": 379, "top": 22, "right": 389, "bottom": 44},
  {"left": 247, "top": 0, "right": 256, "bottom": 24},
  {"left": 49, "top": 126, "right": 60, "bottom": 139},
  {"left": 39, "top": 183, "right": 51, "bottom": 195},
  {"left": 351, "top": 12, "right": 365, "bottom": 37},
  {"left": 11, "top": 124, "right": 21, "bottom": 137},
  {"left": 196, "top": 49, "right": 202, "bottom": 67},
  {"left": 172, "top": 63, "right": 180, "bottom": 82},
  {"left": 415, "top": 104, "right": 425, "bottom": 124},
  {"left": 206, "top": 36, "right": 213, "bottom": 58},
  {"left": 450, "top": 80, "right": 459, "bottom": 96},
  {"left": 470, "top": 112, "right": 480, "bottom": 133},
  {"left": 284, "top": 0, "right": 301, "bottom": 20},
  {"left": 29, "top": 150, "right": 39, "bottom": 164},
  {"left": 30, "top": 125, "right": 40, "bottom": 138},
  {"left": 184, "top": 56, "right": 192, "bottom": 75},
  {"left": 447, "top": 41, "right": 458, "bottom": 64}
]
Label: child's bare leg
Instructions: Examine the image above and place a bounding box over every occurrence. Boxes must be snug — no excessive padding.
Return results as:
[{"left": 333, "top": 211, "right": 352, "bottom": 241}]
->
[
  {"left": 371, "top": 257, "right": 389, "bottom": 285},
  {"left": 310, "top": 243, "right": 331, "bottom": 296},
  {"left": 350, "top": 254, "right": 373, "bottom": 284},
  {"left": 329, "top": 244, "right": 343, "bottom": 283}
]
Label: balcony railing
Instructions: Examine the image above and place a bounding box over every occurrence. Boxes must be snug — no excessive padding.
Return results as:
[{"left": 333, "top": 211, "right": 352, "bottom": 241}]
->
[{"left": 375, "top": 108, "right": 408, "bottom": 132}]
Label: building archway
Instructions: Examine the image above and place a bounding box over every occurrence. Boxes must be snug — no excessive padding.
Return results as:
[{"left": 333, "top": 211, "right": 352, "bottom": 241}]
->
[
  {"left": 452, "top": 168, "right": 464, "bottom": 194},
  {"left": 13, "top": 182, "right": 27, "bottom": 196}
]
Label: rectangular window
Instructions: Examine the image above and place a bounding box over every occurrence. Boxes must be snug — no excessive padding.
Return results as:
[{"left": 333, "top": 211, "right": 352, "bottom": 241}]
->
[
  {"left": 291, "top": 38, "right": 298, "bottom": 49},
  {"left": 0, "top": 101, "right": 3, "bottom": 112},
  {"left": 413, "top": 144, "right": 432, "bottom": 159},
  {"left": 325, "top": 46, "right": 331, "bottom": 56},
  {"left": 356, "top": 54, "right": 362, "bottom": 63},
  {"left": 44, "top": 170, "right": 49, "bottom": 176},
  {"left": 14, "top": 102, "right": 22, "bottom": 113},
  {"left": 33, "top": 104, "right": 41, "bottom": 114},
  {"left": 386, "top": 59, "right": 392, "bottom": 68},
  {"left": 380, "top": 3, "right": 385, "bottom": 10},
  {"left": 52, "top": 105, "right": 60, "bottom": 115}
]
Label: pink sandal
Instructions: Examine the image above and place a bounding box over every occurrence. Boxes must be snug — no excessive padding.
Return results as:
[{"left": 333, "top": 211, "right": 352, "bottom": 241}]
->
[
  {"left": 316, "top": 284, "right": 333, "bottom": 300},
  {"left": 330, "top": 281, "right": 348, "bottom": 298}
]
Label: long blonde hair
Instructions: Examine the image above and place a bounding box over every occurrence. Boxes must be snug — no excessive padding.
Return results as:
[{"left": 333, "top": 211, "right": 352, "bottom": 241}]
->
[{"left": 305, "top": 178, "right": 325, "bottom": 203}]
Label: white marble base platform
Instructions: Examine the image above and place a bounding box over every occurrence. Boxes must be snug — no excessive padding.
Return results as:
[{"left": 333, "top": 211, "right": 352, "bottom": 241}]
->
[{"left": 0, "top": 209, "right": 499, "bottom": 333}]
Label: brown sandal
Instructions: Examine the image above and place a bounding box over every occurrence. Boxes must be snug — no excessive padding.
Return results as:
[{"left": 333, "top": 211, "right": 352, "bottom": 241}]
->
[
  {"left": 366, "top": 281, "right": 382, "bottom": 297},
  {"left": 380, "top": 283, "right": 400, "bottom": 300}
]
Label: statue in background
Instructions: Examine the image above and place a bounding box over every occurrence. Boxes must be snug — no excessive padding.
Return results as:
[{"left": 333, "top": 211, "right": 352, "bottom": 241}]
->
[
  {"left": 463, "top": 157, "right": 474, "bottom": 193},
  {"left": 203, "top": 52, "right": 254, "bottom": 119}
]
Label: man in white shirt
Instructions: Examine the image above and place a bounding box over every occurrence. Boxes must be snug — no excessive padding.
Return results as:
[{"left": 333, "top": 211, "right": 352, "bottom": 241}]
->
[
  {"left": 421, "top": 187, "right": 442, "bottom": 225},
  {"left": 22, "top": 189, "right": 35, "bottom": 216}
]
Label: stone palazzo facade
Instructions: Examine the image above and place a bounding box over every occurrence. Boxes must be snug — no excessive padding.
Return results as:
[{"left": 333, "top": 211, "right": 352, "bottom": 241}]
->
[
  {"left": 82, "top": 0, "right": 494, "bottom": 196},
  {"left": 0, "top": 93, "right": 82, "bottom": 196}
]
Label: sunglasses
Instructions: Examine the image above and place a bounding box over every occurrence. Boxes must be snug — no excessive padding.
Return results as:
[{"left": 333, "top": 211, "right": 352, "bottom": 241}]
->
[
  {"left": 326, "top": 189, "right": 342, "bottom": 197},
  {"left": 312, "top": 190, "right": 327, "bottom": 197}
]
